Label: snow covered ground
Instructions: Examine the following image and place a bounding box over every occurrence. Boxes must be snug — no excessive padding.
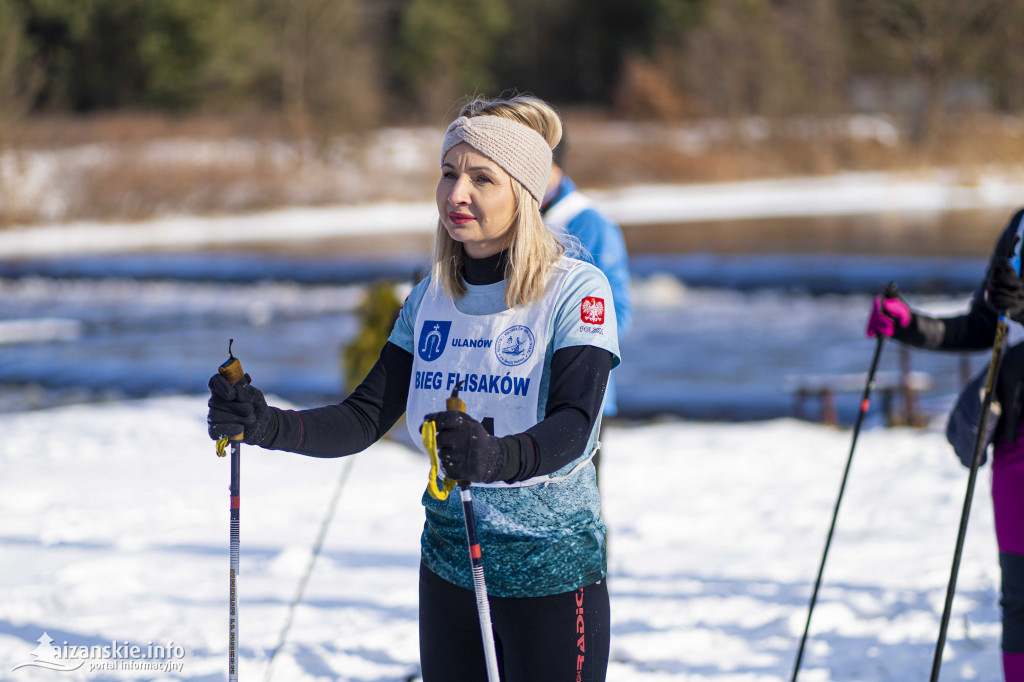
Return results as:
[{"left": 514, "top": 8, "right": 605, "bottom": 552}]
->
[
  {"left": 1, "top": 164, "right": 1019, "bottom": 680},
  {"left": 0, "top": 396, "right": 1004, "bottom": 681}
]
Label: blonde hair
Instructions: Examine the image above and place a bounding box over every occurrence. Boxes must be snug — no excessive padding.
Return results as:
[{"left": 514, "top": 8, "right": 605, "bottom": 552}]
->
[{"left": 432, "top": 94, "right": 565, "bottom": 308}]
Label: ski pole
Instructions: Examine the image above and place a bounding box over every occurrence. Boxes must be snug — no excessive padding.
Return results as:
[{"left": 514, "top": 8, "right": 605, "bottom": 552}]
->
[
  {"left": 929, "top": 315, "right": 1010, "bottom": 680},
  {"left": 790, "top": 283, "right": 897, "bottom": 681},
  {"left": 423, "top": 384, "right": 501, "bottom": 682},
  {"left": 215, "top": 340, "right": 245, "bottom": 682}
]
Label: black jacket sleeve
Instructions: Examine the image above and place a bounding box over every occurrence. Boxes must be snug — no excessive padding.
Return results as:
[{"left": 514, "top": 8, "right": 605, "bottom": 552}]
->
[
  {"left": 896, "top": 210, "right": 1024, "bottom": 443},
  {"left": 897, "top": 209, "right": 1023, "bottom": 352},
  {"left": 502, "top": 345, "right": 613, "bottom": 481},
  {"left": 262, "top": 340, "right": 412, "bottom": 457},
  {"left": 258, "top": 339, "right": 612, "bottom": 479}
]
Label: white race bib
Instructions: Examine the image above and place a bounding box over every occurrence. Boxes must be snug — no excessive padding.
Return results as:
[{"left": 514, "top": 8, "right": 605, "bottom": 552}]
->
[{"left": 407, "top": 259, "right": 581, "bottom": 487}]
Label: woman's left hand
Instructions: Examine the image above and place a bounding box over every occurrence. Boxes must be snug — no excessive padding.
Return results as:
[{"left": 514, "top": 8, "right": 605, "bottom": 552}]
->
[{"left": 423, "top": 410, "right": 510, "bottom": 483}]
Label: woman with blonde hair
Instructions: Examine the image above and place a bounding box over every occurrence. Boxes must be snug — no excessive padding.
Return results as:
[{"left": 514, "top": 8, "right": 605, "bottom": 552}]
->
[{"left": 208, "top": 93, "right": 618, "bottom": 681}]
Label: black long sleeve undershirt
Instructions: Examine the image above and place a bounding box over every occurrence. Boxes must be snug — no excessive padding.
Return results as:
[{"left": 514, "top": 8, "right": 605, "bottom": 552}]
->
[
  {"left": 525, "top": 344, "right": 612, "bottom": 476},
  {"left": 263, "top": 340, "right": 412, "bottom": 457},
  {"left": 895, "top": 282, "right": 997, "bottom": 351},
  {"left": 260, "top": 341, "right": 612, "bottom": 481}
]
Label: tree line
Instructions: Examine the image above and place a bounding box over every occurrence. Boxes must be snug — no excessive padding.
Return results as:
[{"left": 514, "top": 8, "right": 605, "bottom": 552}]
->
[{"left": 2, "top": 0, "right": 1023, "bottom": 142}]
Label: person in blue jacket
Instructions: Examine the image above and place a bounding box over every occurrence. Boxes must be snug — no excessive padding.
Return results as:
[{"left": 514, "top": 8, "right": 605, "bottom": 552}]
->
[
  {"left": 542, "top": 134, "right": 633, "bottom": 483},
  {"left": 208, "top": 94, "right": 617, "bottom": 682}
]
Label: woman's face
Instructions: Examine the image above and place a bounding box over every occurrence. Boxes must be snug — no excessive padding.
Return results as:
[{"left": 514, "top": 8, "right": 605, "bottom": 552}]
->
[{"left": 436, "top": 142, "right": 517, "bottom": 259}]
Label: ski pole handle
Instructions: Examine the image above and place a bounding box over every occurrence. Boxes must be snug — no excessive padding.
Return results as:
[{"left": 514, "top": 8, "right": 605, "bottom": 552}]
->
[
  {"left": 446, "top": 383, "right": 467, "bottom": 486},
  {"left": 219, "top": 356, "right": 245, "bottom": 388},
  {"left": 219, "top": 339, "right": 246, "bottom": 438},
  {"left": 447, "top": 384, "right": 466, "bottom": 413},
  {"left": 883, "top": 282, "right": 899, "bottom": 300},
  {"left": 215, "top": 340, "right": 245, "bottom": 458}
]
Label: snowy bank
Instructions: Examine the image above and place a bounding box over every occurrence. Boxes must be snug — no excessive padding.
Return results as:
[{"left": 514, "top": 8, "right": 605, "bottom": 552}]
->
[{"left": 2, "top": 170, "right": 1024, "bottom": 258}]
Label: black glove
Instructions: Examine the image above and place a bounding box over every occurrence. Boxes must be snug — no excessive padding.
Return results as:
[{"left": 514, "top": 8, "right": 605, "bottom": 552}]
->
[
  {"left": 208, "top": 373, "right": 275, "bottom": 446},
  {"left": 424, "top": 410, "right": 517, "bottom": 483},
  {"left": 986, "top": 259, "right": 1024, "bottom": 322}
]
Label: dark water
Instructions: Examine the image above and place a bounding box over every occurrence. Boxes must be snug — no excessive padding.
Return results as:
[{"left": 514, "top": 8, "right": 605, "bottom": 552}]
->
[
  {"left": 0, "top": 209, "right": 1010, "bottom": 422},
  {"left": 621, "top": 207, "right": 1010, "bottom": 258}
]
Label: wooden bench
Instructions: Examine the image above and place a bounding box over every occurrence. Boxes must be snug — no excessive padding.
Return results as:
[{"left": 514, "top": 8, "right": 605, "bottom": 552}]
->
[{"left": 787, "top": 370, "right": 934, "bottom": 427}]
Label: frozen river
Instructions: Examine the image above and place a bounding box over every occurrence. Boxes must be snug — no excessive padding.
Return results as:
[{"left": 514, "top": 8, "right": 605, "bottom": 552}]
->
[{"left": 0, "top": 250, "right": 992, "bottom": 423}]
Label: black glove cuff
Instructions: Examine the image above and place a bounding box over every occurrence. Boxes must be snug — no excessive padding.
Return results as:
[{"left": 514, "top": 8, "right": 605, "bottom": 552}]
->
[
  {"left": 890, "top": 310, "right": 946, "bottom": 349},
  {"left": 243, "top": 401, "right": 279, "bottom": 447}
]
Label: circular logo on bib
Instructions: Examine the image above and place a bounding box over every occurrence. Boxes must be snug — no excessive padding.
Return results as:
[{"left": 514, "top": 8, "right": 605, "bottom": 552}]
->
[{"left": 494, "top": 325, "right": 536, "bottom": 367}]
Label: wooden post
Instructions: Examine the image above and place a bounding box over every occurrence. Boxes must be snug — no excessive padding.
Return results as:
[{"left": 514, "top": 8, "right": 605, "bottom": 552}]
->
[
  {"left": 822, "top": 388, "right": 838, "bottom": 427},
  {"left": 899, "top": 345, "right": 920, "bottom": 426},
  {"left": 881, "top": 388, "right": 895, "bottom": 427}
]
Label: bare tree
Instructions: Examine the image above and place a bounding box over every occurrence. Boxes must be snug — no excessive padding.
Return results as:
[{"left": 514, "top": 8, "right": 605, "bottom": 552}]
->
[
  {"left": 776, "top": 0, "right": 848, "bottom": 117},
  {"left": 984, "top": 0, "right": 1024, "bottom": 111},
  {"left": 279, "top": 0, "right": 382, "bottom": 136},
  {"left": 681, "top": 0, "right": 847, "bottom": 119},
  {"left": 848, "top": 0, "right": 1007, "bottom": 144},
  {"left": 0, "top": 1, "right": 42, "bottom": 142},
  {"left": 0, "top": 0, "right": 43, "bottom": 225}
]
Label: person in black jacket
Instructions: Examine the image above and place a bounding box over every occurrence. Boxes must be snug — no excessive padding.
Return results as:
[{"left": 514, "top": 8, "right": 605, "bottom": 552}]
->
[{"left": 866, "top": 208, "right": 1024, "bottom": 681}]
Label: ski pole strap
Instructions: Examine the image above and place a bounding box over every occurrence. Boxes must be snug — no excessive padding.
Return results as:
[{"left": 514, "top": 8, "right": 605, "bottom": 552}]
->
[
  {"left": 421, "top": 420, "right": 456, "bottom": 501},
  {"left": 215, "top": 433, "right": 244, "bottom": 458}
]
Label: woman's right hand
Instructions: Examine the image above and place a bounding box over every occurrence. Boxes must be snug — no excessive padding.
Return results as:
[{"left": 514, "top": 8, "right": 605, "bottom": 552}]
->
[
  {"left": 986, "top": 259, "right": 1024, "bottom": 321},
  {"left": 866, "top": 294, "right": 911, "bottom": 338},
  {"left": 208, "top": 373, "right": 274, "bottom": 446}
]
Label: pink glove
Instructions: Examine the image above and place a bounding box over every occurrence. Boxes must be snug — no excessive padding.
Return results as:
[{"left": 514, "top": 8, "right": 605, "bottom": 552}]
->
[{"left": 866, "top": 295, "right": 911, "bottom": 338}]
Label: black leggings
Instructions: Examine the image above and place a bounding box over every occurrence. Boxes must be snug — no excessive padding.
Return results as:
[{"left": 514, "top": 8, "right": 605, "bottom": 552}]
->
[{"left": 419, "top": 564, "right": 610, "bottom": 682}]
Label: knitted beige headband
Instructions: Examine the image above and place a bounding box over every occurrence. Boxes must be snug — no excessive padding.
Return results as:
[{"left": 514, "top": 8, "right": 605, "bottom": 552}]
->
[{"left": 440, "top": 115, "right": 552, "bottom": 203}]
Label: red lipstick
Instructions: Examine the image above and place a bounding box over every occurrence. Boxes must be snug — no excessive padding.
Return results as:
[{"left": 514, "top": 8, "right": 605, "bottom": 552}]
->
[{"left": 448, "top": 212, "right": 475, "bottom": 225}]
